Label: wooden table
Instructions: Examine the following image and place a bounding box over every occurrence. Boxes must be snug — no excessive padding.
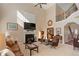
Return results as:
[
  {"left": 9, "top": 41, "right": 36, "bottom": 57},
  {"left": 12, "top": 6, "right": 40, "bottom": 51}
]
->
[{"left": 25, "top": 44, "right": 38, "bottom": 56}]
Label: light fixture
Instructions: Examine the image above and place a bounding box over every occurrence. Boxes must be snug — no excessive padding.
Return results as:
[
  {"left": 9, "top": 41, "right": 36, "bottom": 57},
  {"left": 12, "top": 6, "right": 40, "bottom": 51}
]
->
[
  {"left": 5, "top": 31, "right": 10, "bottom": 38},
  {"left": 34, "top": 3, "right": 47, "bottom": 8}
]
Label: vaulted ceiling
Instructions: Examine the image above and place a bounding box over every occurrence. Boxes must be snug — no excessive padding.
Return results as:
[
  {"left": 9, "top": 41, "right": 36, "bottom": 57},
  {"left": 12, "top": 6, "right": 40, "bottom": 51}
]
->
[
  {"left": 33, "top": 3, "right": 54, "bottom": 10},
  {"left": 56, "top": 3, "right": 76, "bottom": 16},
  {"left": 34, "top": 3, "right": 74, "bottom": 11},
  {"left": 57, "top": 3, "right": 73, "bottom": 11}
]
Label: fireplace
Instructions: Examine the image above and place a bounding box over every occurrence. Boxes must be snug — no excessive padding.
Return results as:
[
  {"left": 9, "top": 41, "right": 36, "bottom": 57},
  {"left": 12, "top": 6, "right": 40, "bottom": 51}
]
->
[{"left": 25, "top": 34, "right": 35, "bottom": 44}]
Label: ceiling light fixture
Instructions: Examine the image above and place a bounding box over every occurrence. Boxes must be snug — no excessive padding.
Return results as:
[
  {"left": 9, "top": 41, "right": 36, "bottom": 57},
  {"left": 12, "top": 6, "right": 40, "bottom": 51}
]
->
[{"left": 34, "top": 3, "right": 47, "bottom": 8}]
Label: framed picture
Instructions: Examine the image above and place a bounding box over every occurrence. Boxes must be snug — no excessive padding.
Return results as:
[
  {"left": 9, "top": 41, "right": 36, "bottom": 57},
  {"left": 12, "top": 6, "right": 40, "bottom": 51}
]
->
[
  {"left": 56, "top": 27, "right": 61, "bottom": 35},
  {"left": 7, "top": 22, "right": 18, "bottom": 30}
]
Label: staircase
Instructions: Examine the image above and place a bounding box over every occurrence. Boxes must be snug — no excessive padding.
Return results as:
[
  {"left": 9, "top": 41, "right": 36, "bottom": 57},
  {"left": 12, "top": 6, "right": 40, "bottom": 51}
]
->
[{"left": 56, "top": 3, "right": 78, "bottom": 22}]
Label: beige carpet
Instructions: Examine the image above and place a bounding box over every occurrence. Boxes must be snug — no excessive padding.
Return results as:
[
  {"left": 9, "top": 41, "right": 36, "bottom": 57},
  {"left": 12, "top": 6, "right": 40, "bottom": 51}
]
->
[{"left": 19, "top": 42, "right": 79, "bottom": 56}]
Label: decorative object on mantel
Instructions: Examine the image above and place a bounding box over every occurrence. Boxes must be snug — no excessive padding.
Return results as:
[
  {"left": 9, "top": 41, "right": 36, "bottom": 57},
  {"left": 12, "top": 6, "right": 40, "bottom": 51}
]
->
[
  {"left": 56, "top": 27, "right": 61, "bottom": 35},
  {"left": 7, "top": 22, "right": 18, "bottom": 30},
  {"left": 48, "top": 20, "right": 53, "bottom": 26}
]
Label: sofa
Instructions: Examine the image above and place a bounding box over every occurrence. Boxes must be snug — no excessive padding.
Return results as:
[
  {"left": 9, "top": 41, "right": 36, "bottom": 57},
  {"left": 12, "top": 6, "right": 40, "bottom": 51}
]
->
[{"left": 0, "top": 49, "right": 15, "bottom": 56}]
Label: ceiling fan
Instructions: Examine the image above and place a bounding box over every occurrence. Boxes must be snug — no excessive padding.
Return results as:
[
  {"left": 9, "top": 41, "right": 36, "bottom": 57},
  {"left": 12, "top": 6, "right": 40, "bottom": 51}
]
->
[{"left": 34, "top": 3, "right": 47, "bottom": 8}]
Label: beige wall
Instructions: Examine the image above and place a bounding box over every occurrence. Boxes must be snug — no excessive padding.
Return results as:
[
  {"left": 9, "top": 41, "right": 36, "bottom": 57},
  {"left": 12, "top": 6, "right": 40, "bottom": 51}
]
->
[
  {"left": 0, "top": 3, "right": 79, "bottom": 49},
  {"left": 43, "top": 4, "right": 56, "bottom": 38},
  {"left": 55, "top": 10, "right": 79, "bottom": 44},
  {"left": 56, "top": 5, "right": 65, "bottom": 22},
  {"left": 0, "top": 3, "right": 46, "bottom": 43},
  {"left": 56, "top": 5, "right": 64, "bottom": 16},
  {"left": 0, "top": 4, "right": 57, "bottom": 51}
]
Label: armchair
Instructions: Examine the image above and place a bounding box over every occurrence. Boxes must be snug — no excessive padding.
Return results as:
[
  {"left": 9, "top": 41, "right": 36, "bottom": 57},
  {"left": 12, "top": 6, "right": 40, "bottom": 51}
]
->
[
  {"left": 6, "top": 39, "right": 24, "bottom": 56},
  {"left": 73, "top": 38, "right": 79, "bottom": 49},
  {"left": 51, "top": 35, "right": 60, "bottom": 48}
]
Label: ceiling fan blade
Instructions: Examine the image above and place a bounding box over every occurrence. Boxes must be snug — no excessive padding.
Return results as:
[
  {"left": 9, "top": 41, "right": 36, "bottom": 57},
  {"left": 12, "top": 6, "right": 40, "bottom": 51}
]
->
[
  {"left": 41, "top": 3, "right": 47, "bottom": 5},
  {"left": 34, "top": 3, "right": 47, "bottom": 8},
  {"left": 34, "top": 4, "right": 39, "bottom": 7},
  {"left": 40, "top": 4, "right": 42, "bottom": 8}
]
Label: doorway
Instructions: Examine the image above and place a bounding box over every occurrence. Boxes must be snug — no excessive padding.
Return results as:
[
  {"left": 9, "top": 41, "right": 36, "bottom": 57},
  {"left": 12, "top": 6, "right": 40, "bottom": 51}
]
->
[{"left": 64, "top": 22, "right": 79, "bottom": 45}]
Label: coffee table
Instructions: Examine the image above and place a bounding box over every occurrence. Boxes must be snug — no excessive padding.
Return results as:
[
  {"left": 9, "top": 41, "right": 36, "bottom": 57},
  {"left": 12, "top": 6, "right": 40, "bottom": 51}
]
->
[{"left": 25, "top": 44, "right": 38, "bottom": 56}]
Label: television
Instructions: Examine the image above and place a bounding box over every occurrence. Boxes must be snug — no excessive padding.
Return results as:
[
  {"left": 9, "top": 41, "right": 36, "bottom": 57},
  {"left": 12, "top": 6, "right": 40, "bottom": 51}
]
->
[{"left": 24, "top": 22, "right": 36, "bottom": 30}]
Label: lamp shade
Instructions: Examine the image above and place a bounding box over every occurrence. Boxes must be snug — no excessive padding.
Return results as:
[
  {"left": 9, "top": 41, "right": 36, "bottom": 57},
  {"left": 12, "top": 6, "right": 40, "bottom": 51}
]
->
[
  {"left": 0, "top": 33, "right": 6, "bottom": 51},
  {"left": 5, "top": 31, "right": 10, "bottom": 37}
]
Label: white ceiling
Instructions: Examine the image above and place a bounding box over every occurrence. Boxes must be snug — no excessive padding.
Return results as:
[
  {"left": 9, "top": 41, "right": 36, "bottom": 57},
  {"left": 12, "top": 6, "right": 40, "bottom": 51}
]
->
[
  {"left": 34, "top": 3, "right": 74, "bottom": 11},
  {"left": 57, "top": 3, "right": 73, "bottom": 11},
  {"left": 42, "top": 3, "right": 54, "bottom": 9},
  {"left": 33, "top": 3, "right": 54, "bottom": 10}
]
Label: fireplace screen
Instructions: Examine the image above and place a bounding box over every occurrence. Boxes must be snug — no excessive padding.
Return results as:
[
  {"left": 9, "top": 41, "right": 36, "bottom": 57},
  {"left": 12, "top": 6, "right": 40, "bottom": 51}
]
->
[{"left": 25, "top": 34, "right": 35, "bottom": 44}]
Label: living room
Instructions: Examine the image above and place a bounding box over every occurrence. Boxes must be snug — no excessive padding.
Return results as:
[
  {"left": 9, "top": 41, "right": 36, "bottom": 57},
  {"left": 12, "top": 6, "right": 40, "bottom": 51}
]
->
[{"left": 0, "top": 3, "right": 79, "bottom": 56}]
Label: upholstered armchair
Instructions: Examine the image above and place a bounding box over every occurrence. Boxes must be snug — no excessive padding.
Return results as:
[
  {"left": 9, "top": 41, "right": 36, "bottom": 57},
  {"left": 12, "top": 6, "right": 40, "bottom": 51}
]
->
[
  {"left": 51, "top": 35, "right": 60, "bottom": 48},
  {"left": 6, "top": 37, "right": 24, "bottom": 56},
  {"left": 73, "top": 38, "right": 79, "bottom": 49}
]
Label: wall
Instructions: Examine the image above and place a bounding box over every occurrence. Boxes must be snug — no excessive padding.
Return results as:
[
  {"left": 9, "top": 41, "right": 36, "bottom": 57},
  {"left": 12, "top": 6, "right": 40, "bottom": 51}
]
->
[
  {"left": 56, "top": 4, "right": 64, "bottom": 16},
  {"left": 0, "top": 4, "right": 46, "bottom": 43},
  {"left": 56, "top": 5, "right": 65, "bottom": 22},
  {"left": 64, "top": 23, "right": 79, "bottom": 43},
  {"left": 54, "top": 10, "right": 79, "bottom": 44},
  {"left": 1, "top": 3, "right": 78, "bottom": 49},
  {"left": 17, "top": 10, "right": 36, "bottom": 42},
  {"left": 44, "top": 4, "right": 56, "bottom": 38},
  {"left": 16, "top": 4, "right": 46, "bottom": 42}
]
